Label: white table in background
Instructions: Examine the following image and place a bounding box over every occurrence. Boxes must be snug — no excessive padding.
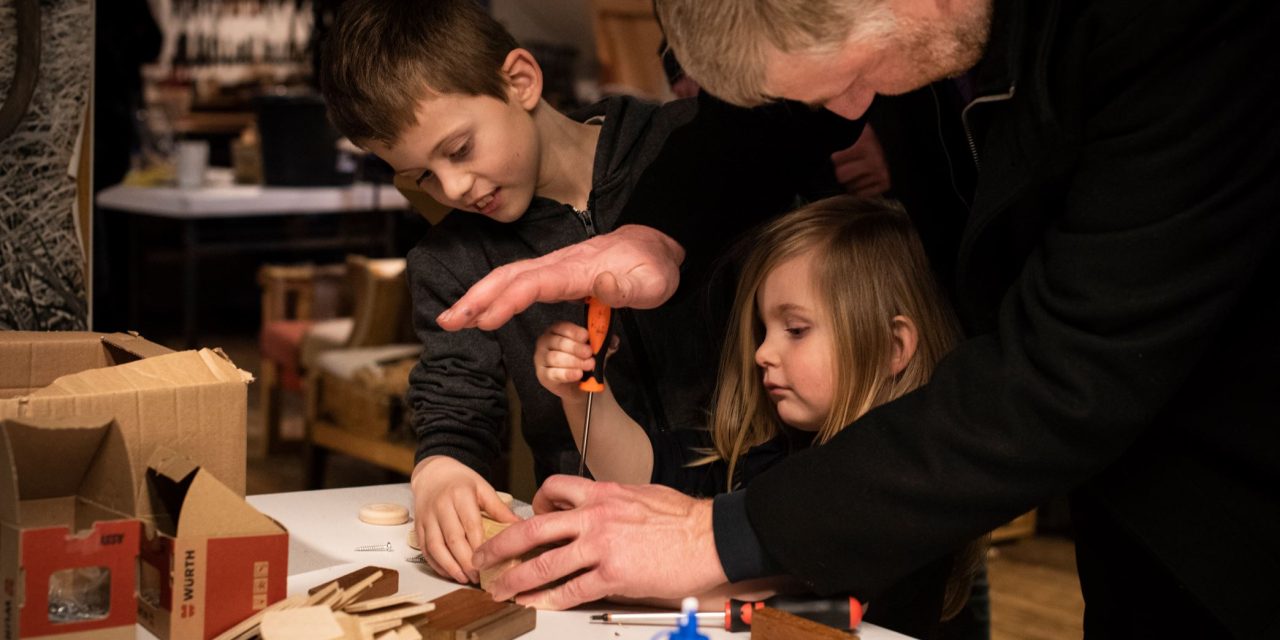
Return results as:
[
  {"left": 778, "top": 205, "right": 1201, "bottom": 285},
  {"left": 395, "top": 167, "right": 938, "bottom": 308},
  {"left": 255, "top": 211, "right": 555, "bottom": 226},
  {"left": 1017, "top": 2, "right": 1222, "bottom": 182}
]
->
[
  {"left": 136, "top": 484, "right": 909, "bottom": 640},
  {"left": 97, "top": 180, "right": 409, "bottom": 348}
]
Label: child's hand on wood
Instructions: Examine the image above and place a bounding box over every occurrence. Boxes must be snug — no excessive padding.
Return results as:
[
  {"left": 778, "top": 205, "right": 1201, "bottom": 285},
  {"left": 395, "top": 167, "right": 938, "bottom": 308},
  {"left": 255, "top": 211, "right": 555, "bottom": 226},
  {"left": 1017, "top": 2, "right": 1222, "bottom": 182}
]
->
[
  {"left": 535, "top": 321, "right": 614, "bottom": 403},
  {"left": 410, "top": 456, "right": 519, "bottom": 584}
]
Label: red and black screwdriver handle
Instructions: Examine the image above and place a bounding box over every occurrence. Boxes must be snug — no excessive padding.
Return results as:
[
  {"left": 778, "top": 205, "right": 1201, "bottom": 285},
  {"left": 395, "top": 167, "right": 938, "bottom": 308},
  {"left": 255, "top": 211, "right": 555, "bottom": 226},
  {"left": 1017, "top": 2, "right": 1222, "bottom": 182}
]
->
[
  {"left": 578, "top": 297, "right": 614, "bottom": 393},
  {"left": 725, "top": 595, "right": 864, "bottom": 632}
]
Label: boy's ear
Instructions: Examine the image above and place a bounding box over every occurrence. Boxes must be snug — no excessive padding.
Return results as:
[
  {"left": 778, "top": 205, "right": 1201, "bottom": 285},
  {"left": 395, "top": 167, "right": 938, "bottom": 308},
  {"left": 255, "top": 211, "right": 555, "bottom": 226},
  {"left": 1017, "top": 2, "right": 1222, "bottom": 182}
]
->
[
  {"left": 888, "top": 315, "right": 919, "bottom": 377},
  {"left": 502, "top": 48, "right": 543, "bottom": 111}
]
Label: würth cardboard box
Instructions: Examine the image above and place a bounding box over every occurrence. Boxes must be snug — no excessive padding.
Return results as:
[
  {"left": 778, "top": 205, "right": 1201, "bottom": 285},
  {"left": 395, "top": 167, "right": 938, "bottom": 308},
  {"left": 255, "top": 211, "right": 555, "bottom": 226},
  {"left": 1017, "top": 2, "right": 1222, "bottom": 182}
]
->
[
  {"left": 0, "top": 417, "right": 141, "bottom": 640},
  {"left": 137, "top": 448, "right": 288, "bottom": 640},
  {"left": 0, "top": 332, "right": 253, "bottom": 514}
]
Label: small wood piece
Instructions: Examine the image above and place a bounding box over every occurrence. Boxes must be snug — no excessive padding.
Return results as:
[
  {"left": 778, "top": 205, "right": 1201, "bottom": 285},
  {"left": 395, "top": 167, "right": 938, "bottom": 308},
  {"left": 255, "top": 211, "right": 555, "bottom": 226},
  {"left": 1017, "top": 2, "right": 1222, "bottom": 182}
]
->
[
  {"left": 311, "top": 566, "right": 400, "bottom": 607},
  {"left": 355, "top": 603, "right": 435, "bottom": 626},
  {"left": 213, "top": 594, "right": 308, "bottom": 640},
  {"left": 261, "top": 606, "right": 345, "bottom": 640},
  {"left": 395, "top": 623, "right": 424, "bottom": 640},
  {"left": 363, "top": 618, "right": 407, "bottom": 634},
  {"left": 414, "top": 588, "right": 535, "bottom": 640},
  {"left": 333, "top": 611, "right": 374, "bottom": 640},
  {"left": 307, "top": 582, "right": 341, "bottom": 607},
  {"left": 345, "top": 593, "right": 432, "bottom": 613},
  {"left": 334, "top": 571, "right": 385, "bottom": 610},
  {"left": 749, "top": 607, "right": 859, "bottom": 640}
]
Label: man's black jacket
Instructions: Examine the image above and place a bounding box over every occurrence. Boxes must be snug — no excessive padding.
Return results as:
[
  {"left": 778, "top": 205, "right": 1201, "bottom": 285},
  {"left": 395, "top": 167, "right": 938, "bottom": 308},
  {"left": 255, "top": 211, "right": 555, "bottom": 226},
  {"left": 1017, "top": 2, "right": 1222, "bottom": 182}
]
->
[{"left": 675, "top": 0, "right": 1280, "bottom": 635}]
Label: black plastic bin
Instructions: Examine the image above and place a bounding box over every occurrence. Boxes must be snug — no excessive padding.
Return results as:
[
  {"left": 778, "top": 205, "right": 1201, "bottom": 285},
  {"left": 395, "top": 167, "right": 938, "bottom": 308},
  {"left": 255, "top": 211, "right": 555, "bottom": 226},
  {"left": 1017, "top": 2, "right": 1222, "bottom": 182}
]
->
[{"left": 254, "top": 93, "right": 356, "bottom": 186}]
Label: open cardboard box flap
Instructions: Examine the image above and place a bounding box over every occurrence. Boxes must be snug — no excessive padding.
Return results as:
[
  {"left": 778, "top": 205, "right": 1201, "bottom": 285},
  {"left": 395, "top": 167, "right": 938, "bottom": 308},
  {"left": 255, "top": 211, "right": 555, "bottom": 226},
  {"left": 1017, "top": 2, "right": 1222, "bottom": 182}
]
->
[
  {"left": 23, "top": 348, "right": 252, "bottom": 399},
  {"left": 0, "top": 415, "right": 136, "bottom": 525},
  {"left": 0, "top": 332, "right": 254, "bottom": 511},
  {"left": 146, "top": 447, "right": 283, "bottom": 538}
]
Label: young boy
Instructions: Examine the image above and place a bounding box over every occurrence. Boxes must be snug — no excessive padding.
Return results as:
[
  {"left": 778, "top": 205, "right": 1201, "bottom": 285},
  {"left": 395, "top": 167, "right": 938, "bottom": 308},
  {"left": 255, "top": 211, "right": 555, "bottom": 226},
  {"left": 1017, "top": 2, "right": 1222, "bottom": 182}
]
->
[{"left": 319, "top": 0, "right": 862, "bottom": 586}]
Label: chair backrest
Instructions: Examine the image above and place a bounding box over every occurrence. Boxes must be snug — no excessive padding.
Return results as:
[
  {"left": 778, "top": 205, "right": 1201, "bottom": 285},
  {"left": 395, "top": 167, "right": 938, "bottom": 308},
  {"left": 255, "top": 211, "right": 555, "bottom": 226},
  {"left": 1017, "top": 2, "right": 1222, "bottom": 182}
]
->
[
  {"left": 589, "top": 0, "right": 673, "bottom": 100},
  {"left": 257, "top": 263, "right": 349, "bottom": 328},
  {"left": 343, "top": 255, "right": 411, "bottom": 348}
]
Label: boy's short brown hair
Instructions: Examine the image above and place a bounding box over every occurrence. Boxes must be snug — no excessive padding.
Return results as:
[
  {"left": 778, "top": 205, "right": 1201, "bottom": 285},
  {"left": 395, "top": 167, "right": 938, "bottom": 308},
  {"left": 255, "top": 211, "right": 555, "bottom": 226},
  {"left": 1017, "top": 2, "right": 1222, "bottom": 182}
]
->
[{"left": 320, "top": 0, "right": 519, "bottom": 146}]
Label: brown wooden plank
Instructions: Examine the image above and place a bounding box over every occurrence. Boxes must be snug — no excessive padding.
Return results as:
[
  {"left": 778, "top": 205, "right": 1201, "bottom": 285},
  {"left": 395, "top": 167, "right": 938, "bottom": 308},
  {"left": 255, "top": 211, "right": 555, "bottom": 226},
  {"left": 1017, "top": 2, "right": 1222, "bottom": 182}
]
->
[{"left": 750, "top": 607, "right": 857, "bottom": 640}]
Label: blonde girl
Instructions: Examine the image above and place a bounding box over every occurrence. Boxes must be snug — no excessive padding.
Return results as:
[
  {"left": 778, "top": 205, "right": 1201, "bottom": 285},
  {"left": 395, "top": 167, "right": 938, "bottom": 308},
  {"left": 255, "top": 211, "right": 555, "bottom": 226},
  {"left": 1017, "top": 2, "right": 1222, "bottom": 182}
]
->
[{"left": 535, "top": 195, "right": 983, "bottom": 628}]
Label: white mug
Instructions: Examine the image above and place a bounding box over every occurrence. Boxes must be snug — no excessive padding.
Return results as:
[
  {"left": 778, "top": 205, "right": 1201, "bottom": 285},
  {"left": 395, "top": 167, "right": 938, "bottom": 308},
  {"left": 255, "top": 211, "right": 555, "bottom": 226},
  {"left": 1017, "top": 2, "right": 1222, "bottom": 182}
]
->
[{"left": 176, "top": 140, "right": 209, "bottom": 189}]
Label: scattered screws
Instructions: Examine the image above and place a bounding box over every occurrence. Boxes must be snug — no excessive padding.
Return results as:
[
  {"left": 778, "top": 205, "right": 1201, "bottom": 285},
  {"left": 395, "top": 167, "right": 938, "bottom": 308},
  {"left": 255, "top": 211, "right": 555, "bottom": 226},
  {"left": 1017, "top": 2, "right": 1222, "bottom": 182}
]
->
[
  {"left": 355, "top": 542, "right": 392, "bottom": 552},
  {"left": 407, "top": 554, "right": 427, "bottom": 564}
]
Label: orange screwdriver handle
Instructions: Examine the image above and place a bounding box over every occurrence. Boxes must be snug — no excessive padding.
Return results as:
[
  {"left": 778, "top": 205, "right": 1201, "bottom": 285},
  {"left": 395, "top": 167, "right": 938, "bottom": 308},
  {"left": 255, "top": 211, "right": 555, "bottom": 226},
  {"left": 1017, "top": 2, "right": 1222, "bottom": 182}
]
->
[{"left": 579, "top": 297, "right": 613, "bottom": 393}]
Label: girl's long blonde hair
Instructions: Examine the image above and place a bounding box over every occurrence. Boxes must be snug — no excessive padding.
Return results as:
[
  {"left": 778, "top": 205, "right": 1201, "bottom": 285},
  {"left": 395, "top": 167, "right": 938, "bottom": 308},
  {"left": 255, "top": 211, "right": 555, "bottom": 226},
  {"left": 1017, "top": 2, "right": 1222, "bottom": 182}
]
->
[
  {"left": 706, "top": 196, "right": 982, "bottom": 620},
  {"left": 709, "top": 196, "right": 961, "bottom": 483}
]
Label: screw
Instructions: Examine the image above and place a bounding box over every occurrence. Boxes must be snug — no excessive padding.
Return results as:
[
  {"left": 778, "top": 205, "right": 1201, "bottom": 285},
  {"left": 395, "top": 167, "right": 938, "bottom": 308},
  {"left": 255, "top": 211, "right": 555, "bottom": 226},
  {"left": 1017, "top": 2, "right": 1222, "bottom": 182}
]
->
[{"left": 355, "top": 542, "right": 392, "bottom": 552}]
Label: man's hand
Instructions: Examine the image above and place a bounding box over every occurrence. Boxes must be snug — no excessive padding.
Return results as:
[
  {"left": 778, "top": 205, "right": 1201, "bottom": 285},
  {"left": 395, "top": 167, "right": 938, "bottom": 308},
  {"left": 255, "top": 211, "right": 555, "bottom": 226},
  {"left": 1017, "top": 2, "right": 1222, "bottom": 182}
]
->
[
  {"left": 437, "top": 225, "right": 685, "bottom": 331},
  {"left": 472, "top": 476, "right": 729, "bottom": 609},
  {"left": 831, "top": 124, "right": 892, "bottom": 197},
  {"left": 410, "top": 456, "right": 519, "bottom": 584}
]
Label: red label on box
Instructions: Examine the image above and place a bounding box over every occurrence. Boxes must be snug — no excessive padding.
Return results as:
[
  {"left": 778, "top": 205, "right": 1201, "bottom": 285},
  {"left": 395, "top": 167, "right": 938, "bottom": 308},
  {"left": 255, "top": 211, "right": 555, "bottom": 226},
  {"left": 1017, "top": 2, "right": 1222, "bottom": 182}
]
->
[
  {"left": 200, "top": 534, "right": 288, "bottom": 638},
  {"left": 18, "top": 520, "right": 140, "bottom": 638}
]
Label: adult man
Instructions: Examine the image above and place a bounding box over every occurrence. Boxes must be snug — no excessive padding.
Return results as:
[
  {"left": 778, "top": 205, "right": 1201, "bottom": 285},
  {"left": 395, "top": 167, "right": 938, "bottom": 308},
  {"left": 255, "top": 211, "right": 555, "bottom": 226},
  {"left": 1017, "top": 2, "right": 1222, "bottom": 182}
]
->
[{"left": 445, "top": 0, "right": 1280, "bottom": 634}]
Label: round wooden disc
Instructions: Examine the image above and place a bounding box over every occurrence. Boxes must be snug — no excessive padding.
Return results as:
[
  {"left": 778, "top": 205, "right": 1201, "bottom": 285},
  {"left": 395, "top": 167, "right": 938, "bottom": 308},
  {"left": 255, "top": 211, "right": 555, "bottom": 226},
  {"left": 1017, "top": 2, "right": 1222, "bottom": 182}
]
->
[{"left": 358, "top": 502, "right": 410, "bottom": 526}]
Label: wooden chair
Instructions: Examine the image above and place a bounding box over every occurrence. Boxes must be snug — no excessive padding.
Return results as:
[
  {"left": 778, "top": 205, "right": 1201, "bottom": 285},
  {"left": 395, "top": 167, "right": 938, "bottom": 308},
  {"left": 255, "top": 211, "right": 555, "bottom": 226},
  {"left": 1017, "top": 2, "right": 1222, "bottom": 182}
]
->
[
  {"left": 303, "top": 256, "right": 419, "bottom": 487},
  {"left": 257, "top": 262, "right": 350, "bottom": 454},
  {"left": 588, "top": 0, "right": 673, "bottom": 100},
  {"left": 992, "top": 510, "right": 1038, "bottom": 542}
]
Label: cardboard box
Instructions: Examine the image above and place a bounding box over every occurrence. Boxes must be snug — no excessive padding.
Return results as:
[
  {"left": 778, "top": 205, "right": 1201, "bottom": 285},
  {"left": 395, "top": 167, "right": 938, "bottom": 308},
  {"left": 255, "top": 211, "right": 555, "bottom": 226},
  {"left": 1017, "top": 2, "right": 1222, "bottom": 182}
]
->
[
  {"left": 0, "top": 416, "right": 141, "bottom": 640},
  {"left": 0, "top": 332, "right": 253, "bottom": 512},
  {"left": 137, "top": 448, "right": 288, "bottom": 640}
]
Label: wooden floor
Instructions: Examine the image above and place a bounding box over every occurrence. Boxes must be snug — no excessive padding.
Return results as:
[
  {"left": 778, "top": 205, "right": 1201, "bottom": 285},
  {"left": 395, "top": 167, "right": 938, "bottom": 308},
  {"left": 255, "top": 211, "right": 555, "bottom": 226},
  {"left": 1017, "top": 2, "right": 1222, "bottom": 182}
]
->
[
  {"left": 988, "top": 537, "right": 1084, "bottom": 640},
  {"left": 211, "top": 334, "right": 1087, "bottom": 638}
]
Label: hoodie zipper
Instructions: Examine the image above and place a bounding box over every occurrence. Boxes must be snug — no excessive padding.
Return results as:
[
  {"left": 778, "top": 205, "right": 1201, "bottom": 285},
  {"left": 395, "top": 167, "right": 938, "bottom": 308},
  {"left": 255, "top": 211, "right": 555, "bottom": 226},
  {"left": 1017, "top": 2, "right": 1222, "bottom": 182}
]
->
[
  {"left": 573, "top": 206, "right": 597, "bottom": 237},
  {"left": 960, "top": 83, "right": 1017, "bottom": 167}
]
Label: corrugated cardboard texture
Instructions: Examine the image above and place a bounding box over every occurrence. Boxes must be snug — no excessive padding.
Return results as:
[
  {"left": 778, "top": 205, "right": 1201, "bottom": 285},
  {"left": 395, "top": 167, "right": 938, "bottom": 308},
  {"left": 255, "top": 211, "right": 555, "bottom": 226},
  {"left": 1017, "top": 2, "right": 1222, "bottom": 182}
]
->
[{"left": 0, "top": 333, "right": 252, "bottom": 513}]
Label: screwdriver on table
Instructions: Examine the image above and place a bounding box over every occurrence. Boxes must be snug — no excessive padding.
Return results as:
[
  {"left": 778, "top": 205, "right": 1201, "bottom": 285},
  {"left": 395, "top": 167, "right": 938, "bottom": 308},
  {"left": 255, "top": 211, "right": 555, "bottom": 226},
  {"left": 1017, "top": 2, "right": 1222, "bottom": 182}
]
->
[
  {"left": 590, "top": 595, "right": 865, "bottom": 631},
  {"left": 578, "top": 296, "right": 614, "bottom": 477}
]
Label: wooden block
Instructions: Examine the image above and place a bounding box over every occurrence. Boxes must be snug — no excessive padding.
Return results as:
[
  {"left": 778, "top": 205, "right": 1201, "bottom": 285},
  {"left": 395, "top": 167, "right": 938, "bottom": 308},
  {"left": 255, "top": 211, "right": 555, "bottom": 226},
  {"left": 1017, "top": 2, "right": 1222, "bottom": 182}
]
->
[
  {"left": 750, "top": 607, "right": 858, "bottom": 640},
  {"left": 478, "top": 518, "right": 520, "bottom": 592},
  {"left": 476, "top": 517, "right": 555, "bottom": 593},
  {"left": 414, "top": 588, "right": 536, "bottom": 640},
  {"left": 311, "top": 566, "right": 400, "bottom": 607}
]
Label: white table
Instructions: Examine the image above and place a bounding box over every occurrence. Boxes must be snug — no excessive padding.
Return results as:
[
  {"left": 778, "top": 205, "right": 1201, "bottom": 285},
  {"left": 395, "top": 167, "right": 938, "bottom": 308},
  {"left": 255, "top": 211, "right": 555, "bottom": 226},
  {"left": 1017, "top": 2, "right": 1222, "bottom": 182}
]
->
[
  {"left": 136, "top": 484, "right": 914, "bottom": 639},
  {"left": 97, "top": 182, "right": 408, "bottom": 219},
  {"left": 96, "top": 181, "right": 411, "bottom": 347}
]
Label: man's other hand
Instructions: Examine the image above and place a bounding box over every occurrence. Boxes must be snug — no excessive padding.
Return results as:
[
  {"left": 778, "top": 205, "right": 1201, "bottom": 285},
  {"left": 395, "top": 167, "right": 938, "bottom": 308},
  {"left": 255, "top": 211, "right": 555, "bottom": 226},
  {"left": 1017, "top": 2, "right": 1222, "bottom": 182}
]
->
[{"left": 472, "top": 476, "right": 728, "bottom": 609}]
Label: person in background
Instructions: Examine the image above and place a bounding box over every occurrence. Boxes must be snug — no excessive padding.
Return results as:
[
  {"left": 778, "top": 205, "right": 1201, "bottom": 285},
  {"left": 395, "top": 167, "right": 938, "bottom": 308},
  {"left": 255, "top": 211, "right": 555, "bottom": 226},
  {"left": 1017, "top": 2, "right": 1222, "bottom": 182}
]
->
[
  {"left": 319, "top": 0, "right": 862, "bottom": 588},
  {"left": 536, "top": 196, "right": 986, "bottom": 638}
]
